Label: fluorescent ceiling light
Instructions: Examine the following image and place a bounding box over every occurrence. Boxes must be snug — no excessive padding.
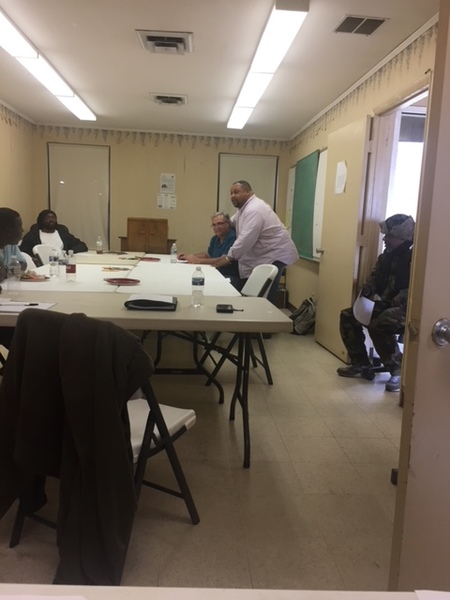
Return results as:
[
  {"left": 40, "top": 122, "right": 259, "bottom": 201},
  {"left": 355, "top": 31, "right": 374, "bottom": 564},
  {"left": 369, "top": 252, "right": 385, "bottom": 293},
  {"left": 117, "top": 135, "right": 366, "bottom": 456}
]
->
[
  {"left": 57, "top": 95, "right": 96, "bottom": 121},
  {"left": 17, "top": 56, "right": 74, "bottom": 97},
  {"left": 0, "top": 12, "right": 36, "bottom": 57},
  {"left": 236, "top": 73, "right": 273, "bottom": 108},
  {"left": 227, "top": 0, "right": 309, "bottom": 130},
  {"left": 0, "top": 9, "right": 96, "bottom": 121},
  {"left": 227, "top": 107, "right": 254, "bottom": 130}
]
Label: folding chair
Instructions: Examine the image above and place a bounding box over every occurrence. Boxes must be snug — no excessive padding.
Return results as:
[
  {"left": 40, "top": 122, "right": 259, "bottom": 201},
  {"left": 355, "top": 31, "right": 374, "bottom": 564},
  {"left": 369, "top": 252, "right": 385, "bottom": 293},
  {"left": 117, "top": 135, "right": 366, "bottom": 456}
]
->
[
  {"left": 9, "top": 380, "right": 199, "bottom": 548},
  {"left": 32, "top": 244, "right": 58, "bottom": 266},
  {"left": 1, "top": 309, "right": 198, "bottom": 584},
  {"left": 128, "top": 381, "right": 199, "bottom": 524},
  {"left": 201, "top": 264, "right": 279, "bottom": 386}
]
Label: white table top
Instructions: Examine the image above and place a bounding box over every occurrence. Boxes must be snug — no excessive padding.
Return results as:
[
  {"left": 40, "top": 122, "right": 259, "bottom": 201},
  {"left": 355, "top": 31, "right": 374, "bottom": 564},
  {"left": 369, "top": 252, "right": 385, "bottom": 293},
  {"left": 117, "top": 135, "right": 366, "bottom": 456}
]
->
[
  {"left": 75, "top": 251, "right": 144, "bottom": 265},
  {"left": 125, "top": 262, "right": 240, "bottom": 297},
  {"left": 0, "top": 583, "right": 419, "bottom": 599},
  {"left": 16, "top": 258, "right": 240, "bottom": 297}
]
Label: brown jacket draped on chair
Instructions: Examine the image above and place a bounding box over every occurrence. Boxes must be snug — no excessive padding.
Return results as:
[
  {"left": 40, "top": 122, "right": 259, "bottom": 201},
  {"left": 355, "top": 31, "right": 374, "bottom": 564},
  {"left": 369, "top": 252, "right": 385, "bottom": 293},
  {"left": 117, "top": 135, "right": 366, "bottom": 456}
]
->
[{"left": 0, "top": 309, "right": 154, "bottom": 585}]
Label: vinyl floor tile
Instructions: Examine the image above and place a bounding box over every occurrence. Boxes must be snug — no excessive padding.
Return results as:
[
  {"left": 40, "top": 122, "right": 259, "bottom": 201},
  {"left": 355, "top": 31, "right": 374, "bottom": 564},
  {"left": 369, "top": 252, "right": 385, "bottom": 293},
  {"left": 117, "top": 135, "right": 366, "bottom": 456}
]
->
[{"left": 0, "top": 331, "right": 402, "bottom": 592}]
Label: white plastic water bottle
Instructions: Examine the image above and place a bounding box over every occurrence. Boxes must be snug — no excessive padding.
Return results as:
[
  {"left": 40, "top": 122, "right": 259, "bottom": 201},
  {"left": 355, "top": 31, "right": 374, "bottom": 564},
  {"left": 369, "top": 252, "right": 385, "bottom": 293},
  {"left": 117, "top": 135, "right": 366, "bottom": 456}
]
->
[
  {"left": 170, "top": 242, "right": 177, "bottom": 263},
  {"left": 7, "top": 254, "right": 21, "bottom": 296},
  {"left": 66, "top": 250, "right": 76, "bottom": 282},
  {"left": 59, "top": 251, "right": 68, "bottom": 281},
  {"left": 49, "top": 248, "right": 59, "bottom": 278},
  {"left": 191, "top": 266, "right": 205, "bottom": 307},
  {"left": 96, "top": 236, "right": 103, "bottom": 254}
]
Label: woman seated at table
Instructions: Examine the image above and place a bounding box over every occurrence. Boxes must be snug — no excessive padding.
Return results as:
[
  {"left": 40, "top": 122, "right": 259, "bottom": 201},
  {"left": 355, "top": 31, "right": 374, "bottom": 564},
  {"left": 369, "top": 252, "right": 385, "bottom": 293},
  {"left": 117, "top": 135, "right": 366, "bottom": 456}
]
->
[
  {"left": 20, "top": 209, "right": 88, "bottom": 257},
  {"left": 178, "top": 211, "right": 238, "bottom": 278}
]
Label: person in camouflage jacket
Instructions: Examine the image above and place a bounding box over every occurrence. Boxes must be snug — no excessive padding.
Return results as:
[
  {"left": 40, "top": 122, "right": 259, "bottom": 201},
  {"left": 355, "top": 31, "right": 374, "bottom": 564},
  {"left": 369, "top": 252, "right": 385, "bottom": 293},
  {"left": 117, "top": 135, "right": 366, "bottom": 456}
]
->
[{"left": 337, "top": 214, "right": 415, "bottom": 392}]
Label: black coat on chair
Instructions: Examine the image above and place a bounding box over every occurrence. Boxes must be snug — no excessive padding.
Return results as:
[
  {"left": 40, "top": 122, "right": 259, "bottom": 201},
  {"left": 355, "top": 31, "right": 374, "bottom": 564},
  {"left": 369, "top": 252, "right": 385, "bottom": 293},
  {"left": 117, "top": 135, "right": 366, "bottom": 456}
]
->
[{"left": 0, "top": 309, "right": 154, "bottom": 585}]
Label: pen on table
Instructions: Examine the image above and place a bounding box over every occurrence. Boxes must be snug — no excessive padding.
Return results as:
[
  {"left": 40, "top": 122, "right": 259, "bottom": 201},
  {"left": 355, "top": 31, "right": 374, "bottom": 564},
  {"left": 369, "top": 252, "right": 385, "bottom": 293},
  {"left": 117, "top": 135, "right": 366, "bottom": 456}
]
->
[{"left": 0, "top": 302, "right": 39, "bottom": 306}]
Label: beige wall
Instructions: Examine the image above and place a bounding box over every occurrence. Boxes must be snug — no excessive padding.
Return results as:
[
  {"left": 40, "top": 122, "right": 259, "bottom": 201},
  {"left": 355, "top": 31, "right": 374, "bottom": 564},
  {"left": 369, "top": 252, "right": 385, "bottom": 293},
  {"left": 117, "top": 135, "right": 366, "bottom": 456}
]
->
[
  {"left": 286, "top": 24, "right": 437, "bottom": 310},
  {"left": 0, "top": 105, "right": 35, "bottom": 226},
  {"left": 31, "top": 128, "right": 289, "bottom": 253},
  {"left": 0, "top": 24, "right": 436, "bottom": 309}
]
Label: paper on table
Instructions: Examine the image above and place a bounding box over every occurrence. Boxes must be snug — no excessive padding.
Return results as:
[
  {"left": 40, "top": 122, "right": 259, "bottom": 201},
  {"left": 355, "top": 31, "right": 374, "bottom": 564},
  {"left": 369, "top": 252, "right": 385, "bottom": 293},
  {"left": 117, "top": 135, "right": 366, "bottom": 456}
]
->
[
  {"left": 0, "top": 596, "right": 86, "bottom": 599},
  {"left": 0, "top": 302, "right": 56, "bottom": 313},
  {"left": 128, "top": 294, "right": 174, "bottom": 303},
  {"left": 416, "top": 592, "right": 450, "bottom": 599},
  {"left": 352, "top": 291, "right": 374, "bottom": 326}
]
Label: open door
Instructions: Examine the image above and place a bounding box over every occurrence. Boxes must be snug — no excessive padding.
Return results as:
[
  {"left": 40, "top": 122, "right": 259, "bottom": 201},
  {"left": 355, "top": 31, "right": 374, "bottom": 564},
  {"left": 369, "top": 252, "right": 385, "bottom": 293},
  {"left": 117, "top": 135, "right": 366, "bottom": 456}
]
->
[
  {"left": 314, "top": 116, "right": 375, "bottom": 359},
  {"left": 389, "top": 0, "right": 450, "bottom": 589}
]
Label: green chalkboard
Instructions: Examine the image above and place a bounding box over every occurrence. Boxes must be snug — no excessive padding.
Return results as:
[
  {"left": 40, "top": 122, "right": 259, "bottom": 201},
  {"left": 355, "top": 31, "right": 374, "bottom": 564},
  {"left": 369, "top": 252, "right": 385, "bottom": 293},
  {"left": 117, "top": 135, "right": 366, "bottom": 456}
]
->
[{"left": 291, "top": 150, "right": 319, "bottom": 259}]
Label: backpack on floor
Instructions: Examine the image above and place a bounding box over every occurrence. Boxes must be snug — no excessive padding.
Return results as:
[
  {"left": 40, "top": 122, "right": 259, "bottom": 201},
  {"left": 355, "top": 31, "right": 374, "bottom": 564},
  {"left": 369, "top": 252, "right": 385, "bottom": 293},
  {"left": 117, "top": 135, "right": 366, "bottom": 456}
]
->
[{"left": 290, "top": 297, "right": 316, "bottom": 335}]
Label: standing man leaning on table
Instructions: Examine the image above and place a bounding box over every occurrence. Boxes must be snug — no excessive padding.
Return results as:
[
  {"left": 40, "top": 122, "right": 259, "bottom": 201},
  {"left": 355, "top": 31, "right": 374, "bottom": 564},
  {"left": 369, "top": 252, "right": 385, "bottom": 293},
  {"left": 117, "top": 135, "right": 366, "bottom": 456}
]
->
[
  {"left": 0, "top": 207, "right": 27, "bottom": 352},
  {"left": 212, "top": 180, "right": 298, "bottom": 303}
]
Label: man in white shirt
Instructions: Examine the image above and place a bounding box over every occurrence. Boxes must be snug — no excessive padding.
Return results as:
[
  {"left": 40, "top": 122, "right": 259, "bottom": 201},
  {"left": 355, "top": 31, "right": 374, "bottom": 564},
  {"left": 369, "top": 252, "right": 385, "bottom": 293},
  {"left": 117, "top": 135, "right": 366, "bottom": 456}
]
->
[{"left": 213, "top": 180, "right": 298, "bottom": 303}]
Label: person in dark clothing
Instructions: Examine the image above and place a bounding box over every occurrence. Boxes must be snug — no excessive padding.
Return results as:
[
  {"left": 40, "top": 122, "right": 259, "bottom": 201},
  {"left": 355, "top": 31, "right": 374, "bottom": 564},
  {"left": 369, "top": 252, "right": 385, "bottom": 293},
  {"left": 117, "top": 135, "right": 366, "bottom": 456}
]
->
[
  {"left": 20, "top": 209, "right": 88, "bottom": 258},
  {"left": 0, "top": 207, "right": 26, "bottom": 354},
  {"left": 337, "top": 214, "right": 415, "bottom": 392},
  {"left": 0, "top": 309, "right": 154, "bottom": 585}
]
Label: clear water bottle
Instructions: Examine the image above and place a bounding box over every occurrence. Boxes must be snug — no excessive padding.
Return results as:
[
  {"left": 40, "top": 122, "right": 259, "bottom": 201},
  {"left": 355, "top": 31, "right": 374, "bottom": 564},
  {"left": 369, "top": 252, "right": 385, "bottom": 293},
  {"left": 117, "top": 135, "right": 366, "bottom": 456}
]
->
[
  {"left": 49, "top": 248, "right": 59, "bottom": 278},
  {"left": 96, "top": 236, "right": 103, "bottom": 254},
  {"left": 66, "top": 250, "right": 76, "bottom": 282},
  {"left": 191, "top": 266, "right": 205, "bottom": 307},
  {"left": 7, "top": 254, "right": 21, "bottom": 296},
  {"left": 170, "top": 242, "right": 177, "bottom": 263},
  {"left": 59, "top": 250, "right": 68, "bottom": 281}
]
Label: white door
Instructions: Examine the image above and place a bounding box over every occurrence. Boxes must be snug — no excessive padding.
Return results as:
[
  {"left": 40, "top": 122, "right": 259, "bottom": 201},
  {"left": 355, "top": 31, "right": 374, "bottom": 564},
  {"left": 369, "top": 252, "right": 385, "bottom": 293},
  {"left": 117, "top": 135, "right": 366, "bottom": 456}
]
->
[
  {"left": 314, "top": 116, "right": 374, "bottom": 359},
  {"left": 48, "top": 143, "right": 110, "bottom": 250},
  {"left": 389, "top": 0, "right": 450, "bottom": 589}
]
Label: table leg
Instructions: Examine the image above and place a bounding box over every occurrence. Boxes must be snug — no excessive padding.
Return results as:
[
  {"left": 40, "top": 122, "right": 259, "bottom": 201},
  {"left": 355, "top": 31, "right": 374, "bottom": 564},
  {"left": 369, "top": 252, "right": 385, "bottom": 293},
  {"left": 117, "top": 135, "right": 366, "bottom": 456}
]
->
[{"left": 229, "top": 333, "right": 251, "bottom": 468}]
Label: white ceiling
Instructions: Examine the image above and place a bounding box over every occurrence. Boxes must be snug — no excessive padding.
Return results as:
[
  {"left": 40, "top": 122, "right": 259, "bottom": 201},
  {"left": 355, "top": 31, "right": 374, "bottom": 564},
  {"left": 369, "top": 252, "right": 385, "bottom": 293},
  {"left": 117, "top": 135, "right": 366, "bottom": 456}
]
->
[{"left": 0, "top": 0, "right": 439, "bottom": 140}]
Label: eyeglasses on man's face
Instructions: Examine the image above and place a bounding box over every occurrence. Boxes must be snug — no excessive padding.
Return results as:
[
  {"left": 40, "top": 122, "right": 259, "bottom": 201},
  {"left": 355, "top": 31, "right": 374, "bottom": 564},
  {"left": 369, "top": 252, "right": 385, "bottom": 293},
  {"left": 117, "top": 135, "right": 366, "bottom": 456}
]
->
[{"left": 211, "top": 221, "right": 227, "bottom": 228}]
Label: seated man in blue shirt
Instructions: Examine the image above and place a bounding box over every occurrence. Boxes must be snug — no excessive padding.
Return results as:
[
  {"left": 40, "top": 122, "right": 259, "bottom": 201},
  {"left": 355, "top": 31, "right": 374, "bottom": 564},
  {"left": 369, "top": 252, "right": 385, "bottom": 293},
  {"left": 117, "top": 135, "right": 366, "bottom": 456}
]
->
[{"left": 178, "top": 211, "right": 238, "bottom": 278}]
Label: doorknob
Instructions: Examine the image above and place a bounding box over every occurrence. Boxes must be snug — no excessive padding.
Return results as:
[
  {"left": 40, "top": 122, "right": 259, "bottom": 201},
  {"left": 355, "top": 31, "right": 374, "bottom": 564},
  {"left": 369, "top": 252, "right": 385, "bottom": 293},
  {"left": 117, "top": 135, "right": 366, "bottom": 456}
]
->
[
  {"left": 432, "top": 319, "right": 450, "bottom": 346},
  {"left": 315, "top": 248, "right": 324, "bottom": 255}
]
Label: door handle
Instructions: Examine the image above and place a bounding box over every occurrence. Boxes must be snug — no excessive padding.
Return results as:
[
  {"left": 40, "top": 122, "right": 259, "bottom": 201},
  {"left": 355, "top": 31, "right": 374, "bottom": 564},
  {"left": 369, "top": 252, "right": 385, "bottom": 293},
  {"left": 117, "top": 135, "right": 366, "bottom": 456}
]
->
[
  {"left": 315, "top": 248, "right": 324, "bottom": 255},
  {"left": 432, "top": 319, "right": 450, "bottom": 346}
]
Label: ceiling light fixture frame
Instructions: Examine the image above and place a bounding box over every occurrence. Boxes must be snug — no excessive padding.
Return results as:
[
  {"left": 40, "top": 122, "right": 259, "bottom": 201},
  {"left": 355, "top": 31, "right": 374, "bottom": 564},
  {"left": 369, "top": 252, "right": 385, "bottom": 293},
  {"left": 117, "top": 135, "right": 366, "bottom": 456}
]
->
[
  {"left": 227, "top": 0, "right": 309, "bottom": 130},
  {"left": 0, "top": 9, "right": 96, "bottom": 121}
]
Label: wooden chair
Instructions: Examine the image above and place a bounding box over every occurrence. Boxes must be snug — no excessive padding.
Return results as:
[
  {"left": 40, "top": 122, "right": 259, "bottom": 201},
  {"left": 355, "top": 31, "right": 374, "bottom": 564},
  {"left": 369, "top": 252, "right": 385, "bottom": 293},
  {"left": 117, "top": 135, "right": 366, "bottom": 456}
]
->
[{"left": 120, "top": 217, "right": 169, "bottom": 253}]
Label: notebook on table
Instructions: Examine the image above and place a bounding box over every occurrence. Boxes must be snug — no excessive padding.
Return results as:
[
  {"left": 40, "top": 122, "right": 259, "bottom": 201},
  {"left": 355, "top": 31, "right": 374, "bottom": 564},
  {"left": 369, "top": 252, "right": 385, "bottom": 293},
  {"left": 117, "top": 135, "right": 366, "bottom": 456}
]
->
[{"left": 124, "top": 294, "right": 178, "bottom": 311}]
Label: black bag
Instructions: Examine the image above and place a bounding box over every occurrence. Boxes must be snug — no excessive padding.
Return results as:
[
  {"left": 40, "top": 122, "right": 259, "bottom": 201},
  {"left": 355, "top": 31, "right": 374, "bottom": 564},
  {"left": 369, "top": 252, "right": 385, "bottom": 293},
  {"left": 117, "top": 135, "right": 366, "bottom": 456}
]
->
[{"left": 289, "top": 297, "right": 316, "bottom": 335}]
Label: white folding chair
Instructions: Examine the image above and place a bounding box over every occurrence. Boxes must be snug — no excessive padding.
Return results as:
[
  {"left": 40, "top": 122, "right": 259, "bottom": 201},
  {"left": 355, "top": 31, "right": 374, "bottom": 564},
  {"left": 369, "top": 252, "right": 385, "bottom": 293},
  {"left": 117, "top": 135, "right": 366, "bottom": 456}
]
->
[
  {"left": 241, "top": 264, "right": 279, "bottom": 299},
  {"left": 32, "top": 244, "right": 58, "bottom": 266},
  {"left": 128, "top": 382, "right": 199, "bottom": 525},
  {"left": 20, "top": 252, "right": 37, "bottom": 271},
  {"left": 202, "top": 264, "right": 279, "bottom": 386},
  {"left": 7, "top": 310, "right": 199, "bottom": 560}
]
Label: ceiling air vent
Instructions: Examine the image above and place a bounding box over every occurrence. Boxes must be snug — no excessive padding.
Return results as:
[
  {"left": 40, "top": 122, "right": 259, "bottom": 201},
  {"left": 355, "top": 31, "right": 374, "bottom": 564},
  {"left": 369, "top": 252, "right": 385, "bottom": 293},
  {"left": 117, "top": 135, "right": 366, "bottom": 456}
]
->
[
  {"left": 136, "top": 30, "right": 193, "bottom": 55},
  {"left": 334, "top": 15, "right": 386, "bottom": 35},
  {"left": 151, "top": 94, "right": 187, "bottom": 106}
]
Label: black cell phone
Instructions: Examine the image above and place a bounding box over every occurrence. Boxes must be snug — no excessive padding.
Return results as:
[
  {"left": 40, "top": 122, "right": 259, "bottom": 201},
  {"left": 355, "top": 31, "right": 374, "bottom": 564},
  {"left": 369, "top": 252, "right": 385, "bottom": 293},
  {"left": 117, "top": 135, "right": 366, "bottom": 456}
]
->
[{"left": 216, "top": 304, "right": 234, "bottom": 313}]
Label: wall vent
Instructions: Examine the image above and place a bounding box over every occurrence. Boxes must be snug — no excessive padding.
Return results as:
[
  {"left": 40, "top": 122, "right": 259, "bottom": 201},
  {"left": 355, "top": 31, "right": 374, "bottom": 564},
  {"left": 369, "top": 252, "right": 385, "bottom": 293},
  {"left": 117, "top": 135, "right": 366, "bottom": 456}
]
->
[
  {"left": 334, "top": 15, "right": 386, "bottom": 35},
  {"left": 151, "top": 94, "right": 187, "bottom": 106},
  {"left": 136, "top": 30, "right": 193, "bottom": 54}
]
